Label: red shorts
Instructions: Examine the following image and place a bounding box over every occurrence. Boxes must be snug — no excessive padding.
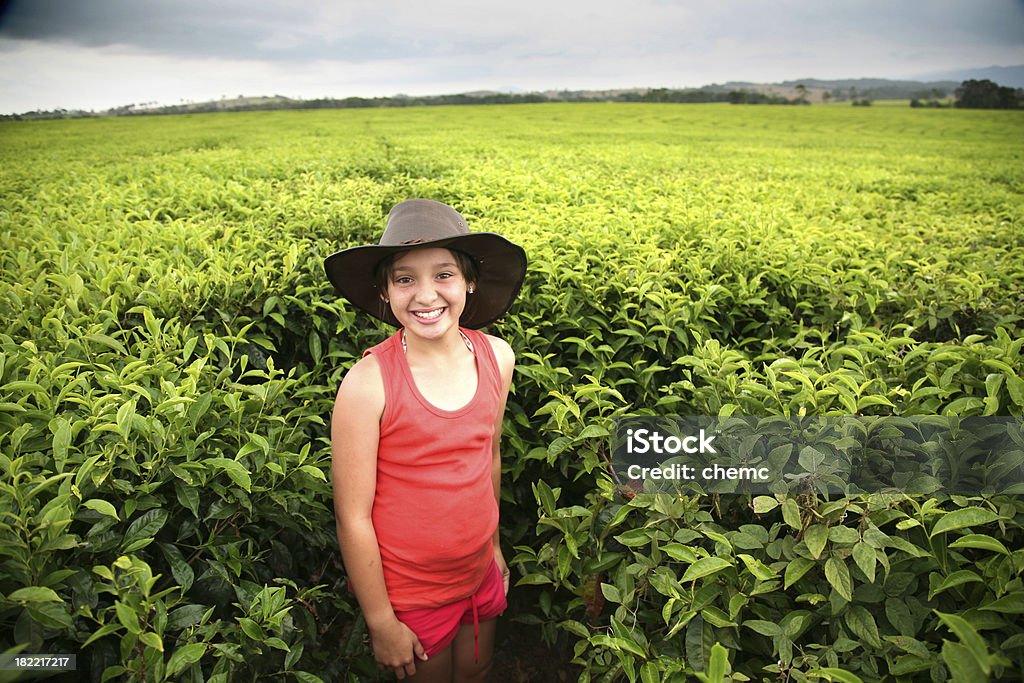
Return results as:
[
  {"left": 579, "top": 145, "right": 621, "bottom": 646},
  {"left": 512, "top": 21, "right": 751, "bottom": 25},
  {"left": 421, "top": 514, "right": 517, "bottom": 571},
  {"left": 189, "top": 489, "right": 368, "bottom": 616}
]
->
[{"left": 393, "top": 559, "right": 507, "bottom": 660}]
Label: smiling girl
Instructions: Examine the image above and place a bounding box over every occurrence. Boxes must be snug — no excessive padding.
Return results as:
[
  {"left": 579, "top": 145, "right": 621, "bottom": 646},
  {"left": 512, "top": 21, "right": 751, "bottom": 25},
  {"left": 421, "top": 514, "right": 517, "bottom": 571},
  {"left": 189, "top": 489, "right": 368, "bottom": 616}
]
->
[{"left": 324, "top": 199, "right": 527, "bottom": 681}]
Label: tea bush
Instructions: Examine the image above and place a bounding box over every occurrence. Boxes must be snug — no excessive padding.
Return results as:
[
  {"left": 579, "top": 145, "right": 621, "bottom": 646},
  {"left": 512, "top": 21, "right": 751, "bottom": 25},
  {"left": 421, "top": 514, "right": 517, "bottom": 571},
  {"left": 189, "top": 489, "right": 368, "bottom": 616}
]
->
[{"left": 1, "top": 104, "right": 1022, "bottom": 681}]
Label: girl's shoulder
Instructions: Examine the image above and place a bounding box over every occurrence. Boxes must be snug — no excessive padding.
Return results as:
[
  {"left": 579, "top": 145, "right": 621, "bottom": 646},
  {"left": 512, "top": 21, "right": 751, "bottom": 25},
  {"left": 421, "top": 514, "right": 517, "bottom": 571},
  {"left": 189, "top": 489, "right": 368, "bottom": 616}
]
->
[
  {"left": 476, "top": 331, "right": 515, "bottom": 385},
  {"left": 333, "top": 353, "right": 385, "bottom": 414},
  {"left": 480, "top": 332, "right": 514, "bottom": 359}
]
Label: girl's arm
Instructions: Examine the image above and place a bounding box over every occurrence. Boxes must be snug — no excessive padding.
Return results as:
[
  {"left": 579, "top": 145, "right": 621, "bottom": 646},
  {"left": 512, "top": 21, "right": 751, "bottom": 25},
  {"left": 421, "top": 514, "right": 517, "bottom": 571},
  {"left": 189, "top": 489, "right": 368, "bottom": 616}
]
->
[
  {"left": 488, "top": 335, "right": 516, "bottom": 595},
  {"left": 331, "top": 355, "right": 427, "bottom": 678}
]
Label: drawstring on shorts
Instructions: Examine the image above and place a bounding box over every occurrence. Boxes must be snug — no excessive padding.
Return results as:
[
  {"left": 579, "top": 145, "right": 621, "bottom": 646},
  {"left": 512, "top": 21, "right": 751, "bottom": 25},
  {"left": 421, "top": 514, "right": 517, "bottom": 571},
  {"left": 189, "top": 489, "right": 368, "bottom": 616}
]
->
[{"left": 470, "top": 590, "right": 481, "bottom": 663}]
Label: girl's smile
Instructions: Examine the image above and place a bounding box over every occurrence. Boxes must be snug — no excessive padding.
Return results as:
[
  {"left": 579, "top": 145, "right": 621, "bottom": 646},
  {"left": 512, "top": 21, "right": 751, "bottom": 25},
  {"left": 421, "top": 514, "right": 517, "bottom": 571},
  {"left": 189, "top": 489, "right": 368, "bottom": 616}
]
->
[{"left": 410, "top": 306, "right": 446, "bottom": 322}]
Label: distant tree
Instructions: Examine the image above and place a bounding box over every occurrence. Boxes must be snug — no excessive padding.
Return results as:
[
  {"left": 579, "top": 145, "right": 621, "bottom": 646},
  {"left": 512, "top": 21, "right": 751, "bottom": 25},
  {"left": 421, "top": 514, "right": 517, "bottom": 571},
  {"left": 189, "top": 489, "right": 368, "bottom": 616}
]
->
[
  {"left": 954, "top": 79, "right": 1021, "bottom": 109},
  {"left": 795, "top": 84, "right": 808, "bottom": 104}
]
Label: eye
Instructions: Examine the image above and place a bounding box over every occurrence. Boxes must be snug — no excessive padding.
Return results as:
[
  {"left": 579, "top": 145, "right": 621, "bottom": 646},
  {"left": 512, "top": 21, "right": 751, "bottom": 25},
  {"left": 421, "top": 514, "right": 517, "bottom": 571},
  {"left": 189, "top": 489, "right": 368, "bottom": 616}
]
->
[
  {"left": 394, "top": 275, "right": 413, "bottom": 285},
  {"left": 437, "top": 272, "right": 453, "bottom": 280}
]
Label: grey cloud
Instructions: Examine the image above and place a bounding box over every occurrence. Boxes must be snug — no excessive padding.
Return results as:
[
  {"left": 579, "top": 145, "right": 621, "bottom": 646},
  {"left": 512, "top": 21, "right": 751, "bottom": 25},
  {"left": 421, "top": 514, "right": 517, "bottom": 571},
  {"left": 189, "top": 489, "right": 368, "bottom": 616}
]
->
[{"left": 0, "top": 0, "right": 1020, "bottom": 74}]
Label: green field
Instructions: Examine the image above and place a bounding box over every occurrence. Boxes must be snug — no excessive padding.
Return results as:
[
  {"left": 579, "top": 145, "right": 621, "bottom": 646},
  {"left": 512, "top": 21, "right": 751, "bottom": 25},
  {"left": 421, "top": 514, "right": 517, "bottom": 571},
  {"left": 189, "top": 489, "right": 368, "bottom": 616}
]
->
[{"left": 2, "top": 104, "right": 1024, "bottom": 681}]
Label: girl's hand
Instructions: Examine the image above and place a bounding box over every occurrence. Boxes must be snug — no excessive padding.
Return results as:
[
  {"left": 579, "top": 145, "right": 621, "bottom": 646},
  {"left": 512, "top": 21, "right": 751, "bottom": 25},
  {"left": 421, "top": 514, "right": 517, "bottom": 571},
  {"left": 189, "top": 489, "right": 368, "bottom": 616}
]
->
[
  {"left": 494, "top": 547, "right": 510, "bottom": 596},
  {"left": 368, "top": 617, "right": 427, "bottom": 680}
]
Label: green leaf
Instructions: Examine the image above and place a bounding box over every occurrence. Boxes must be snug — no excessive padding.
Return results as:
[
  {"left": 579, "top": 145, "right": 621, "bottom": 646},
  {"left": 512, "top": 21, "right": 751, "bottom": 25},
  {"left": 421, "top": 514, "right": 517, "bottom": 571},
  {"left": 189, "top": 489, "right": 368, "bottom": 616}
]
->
[
  {"left": 298, "top": 464, "right": 327, "bottom": 482},
  {"left": 743, "top": 620, "right": 781, "bottom": 637},
  {"left": 515, "top": 573, "right": 553, "bottom": 586},
  {"left": 857, "top": 394, "right": 894, "bottom": 409},
  {"left": 116, "top": 399, "right": 136, "bottom": 438},
  {"left": 160, "top": 543, "right": 195, "bottom": 594},
  {"left": 615, "top": 528, "right": 653, "bottom": 547},
  {"left": 1005, "top": 374, "right": 1024, "bottom": 407},
  {"left": 706, "top": 642, "right": 727, "bottom": 682},
  {"left": 948, "top": 534, "right": 1009, "bottom": 555},
  {"left": 207, "top": 457, "right": 253, "bottom": 492},
  {"left": 928, "top": 570, "right": 982, "bottom": 600},
  {"left": 681, "top": 557, "right": 732, "bottom": 583},
  {"left": 845, "top": 605, "right": 881, "bottom": 648},
  {"left": 809, "top": 668, "right": 864, "bottom": 683},
  {"left": 8, "top": 586, "right": 62, "bottom": 603},
  {"left": 782, "top": 497, "right": 801, "bottom": 530},
  {"left": 930, "top": 507, "right": 999, "bottom": 537},
  {"left": 852, "top": 542, "right": 875, "bottom": 583},
  {"left": 533, "top": 480, "right": 557, "bottom": 515},
  {"left": 166, "top": 642, "right": 207, "bottom": 677},
  {"left": 935, "top": 610, "right": 990, "bottom": 675},
  {"left": 685, "top": 615, "right": 712, "bottom": 672},
  {"left": 805, "top": 524, "right": 828, "bottom": 560},
  {"left": 753, "top": 496, "right": 779, "bottom": 514},
  {"left": 52, "top": 418, "right": 71, "bottom": 464},
  {"left": 82, "top": 499, "right": 120, "bottom": 520},
  {"left": 737, "top": 554, "right": 776, "bottom": 581},
  {"left": 175, "top": 481, "right": 200, "bottom": 518},
  {"left": 885, "top": 635, "right": 931, "bottom": 659},
  {"left": 139, "top": 631, "right": 163, "bottom": 652},
  {"left": 785, "top": 558, "right": 815, "bottom": 589},
  {"left": 123, "top": 509, "right": 169, "bottom": 548},
  {"left": 885, "top": 600, "right": 916, "bottom": 636},
  {"left": 661, "top": 543, "right": 697, "bottom": 563},
  {"left": 27, "top": 602, "right": 73, "bottom": 629},
  {"left": 82, "top": 622, "right": 123, "bottom": 648},
  {"left": 82, "top": 333, "right": 127, "bottom": 355},
  {"left": 600, "top": 583, "right": 622, "bottom": 604},
  {"left": 825, "top": 557, "right": 852, "bottom": 602},
  {"left": 238, "top": 617, "right": 265, "bottom": 640},
  {"left": 115, "top": 601, "right": 142, "bottom": 634},
  {"left": 978, "top": 592, "right": 1024, "bottom": 614},
  {"left": 167, "top": 604, "right": 210, "bottom": 631},
  {"left": 265, "top": 637, "right": 289, "bottom": 651},
  {"left": 942, "top": 641, "right": 987, "bottom": 682},
  {"left": 578, "top": 424, "right": 610, "bottom": 439}
]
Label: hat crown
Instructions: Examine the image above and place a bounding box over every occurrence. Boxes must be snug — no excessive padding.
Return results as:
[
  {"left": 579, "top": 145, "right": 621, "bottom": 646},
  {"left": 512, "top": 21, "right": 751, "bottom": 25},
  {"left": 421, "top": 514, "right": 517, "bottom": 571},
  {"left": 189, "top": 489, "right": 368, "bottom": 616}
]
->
[{"left": 380, "top": 199, "right": 469, "bottom": 246}]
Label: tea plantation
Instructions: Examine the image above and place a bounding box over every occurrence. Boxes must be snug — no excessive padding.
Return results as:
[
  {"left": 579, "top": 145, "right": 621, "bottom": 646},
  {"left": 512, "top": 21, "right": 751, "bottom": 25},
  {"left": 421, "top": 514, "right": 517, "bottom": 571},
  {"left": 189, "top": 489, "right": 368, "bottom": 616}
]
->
[{"left": 1, "top": 103, "right": 1023, "bottom": 681}]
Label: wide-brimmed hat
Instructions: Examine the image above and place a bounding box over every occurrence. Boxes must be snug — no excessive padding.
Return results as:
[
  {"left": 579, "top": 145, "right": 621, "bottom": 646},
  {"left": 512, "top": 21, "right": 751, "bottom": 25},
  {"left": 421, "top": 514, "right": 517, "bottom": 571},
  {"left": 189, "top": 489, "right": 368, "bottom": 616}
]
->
[{"left": 323, "top": 199, "right": 527, "bottom": 329}]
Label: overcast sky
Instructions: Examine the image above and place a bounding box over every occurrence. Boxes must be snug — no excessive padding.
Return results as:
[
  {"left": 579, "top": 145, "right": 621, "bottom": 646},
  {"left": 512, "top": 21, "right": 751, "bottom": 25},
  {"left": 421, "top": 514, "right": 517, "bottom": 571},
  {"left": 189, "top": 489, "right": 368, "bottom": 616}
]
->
[{"left": 1, "top": 0, "right": 1022, "bottom": 113}]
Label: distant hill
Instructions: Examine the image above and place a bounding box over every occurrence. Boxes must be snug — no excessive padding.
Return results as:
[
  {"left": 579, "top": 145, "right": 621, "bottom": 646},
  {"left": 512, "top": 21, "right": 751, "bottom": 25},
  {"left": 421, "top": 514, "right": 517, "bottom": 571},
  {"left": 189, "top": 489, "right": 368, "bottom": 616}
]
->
[
  {"left": 909, "top": 65, "right": 1024, "bottom": 89},
  {"left": 776, "top": 78, "right": 961, "bottom": 101},
  {"left": 6, "top": 73, "right": 1021, "bottom": 120}
]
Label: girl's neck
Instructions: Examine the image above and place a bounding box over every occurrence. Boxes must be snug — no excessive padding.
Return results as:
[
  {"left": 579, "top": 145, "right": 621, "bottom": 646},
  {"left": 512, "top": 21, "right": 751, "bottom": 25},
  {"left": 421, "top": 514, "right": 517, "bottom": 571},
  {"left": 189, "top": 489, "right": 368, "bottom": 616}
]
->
[{"left": 401, "top": 327, "right": 474, "bottom": 360}]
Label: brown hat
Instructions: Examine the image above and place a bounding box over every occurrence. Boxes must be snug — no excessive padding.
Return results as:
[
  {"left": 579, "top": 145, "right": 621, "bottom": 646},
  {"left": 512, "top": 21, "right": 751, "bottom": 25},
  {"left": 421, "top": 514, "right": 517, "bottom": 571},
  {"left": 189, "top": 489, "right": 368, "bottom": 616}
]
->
[{"left": 323, "top": 199, "right": 527, "bottom": 329}]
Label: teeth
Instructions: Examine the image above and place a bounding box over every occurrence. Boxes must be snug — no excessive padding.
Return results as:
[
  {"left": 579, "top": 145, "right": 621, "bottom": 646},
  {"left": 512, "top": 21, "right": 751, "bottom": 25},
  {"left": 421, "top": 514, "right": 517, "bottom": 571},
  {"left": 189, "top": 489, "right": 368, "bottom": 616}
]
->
[{"left": 412, "top": 308, "right": 444, "bottom": 320}]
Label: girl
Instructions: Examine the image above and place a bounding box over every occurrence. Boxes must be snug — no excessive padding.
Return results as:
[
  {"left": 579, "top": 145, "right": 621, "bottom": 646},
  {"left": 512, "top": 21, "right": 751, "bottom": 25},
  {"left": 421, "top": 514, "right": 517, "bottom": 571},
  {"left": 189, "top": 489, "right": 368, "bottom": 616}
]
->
[{"left": 324, "top": 199, "right": 527, "bottom": 681}]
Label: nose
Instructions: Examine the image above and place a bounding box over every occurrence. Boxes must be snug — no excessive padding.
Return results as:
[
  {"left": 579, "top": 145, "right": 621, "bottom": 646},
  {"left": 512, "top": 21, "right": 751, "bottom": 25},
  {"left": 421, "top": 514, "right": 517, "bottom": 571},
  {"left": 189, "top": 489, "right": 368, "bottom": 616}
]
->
[{"left": 413, "top": 280, "right": 439, "bottom": 305}]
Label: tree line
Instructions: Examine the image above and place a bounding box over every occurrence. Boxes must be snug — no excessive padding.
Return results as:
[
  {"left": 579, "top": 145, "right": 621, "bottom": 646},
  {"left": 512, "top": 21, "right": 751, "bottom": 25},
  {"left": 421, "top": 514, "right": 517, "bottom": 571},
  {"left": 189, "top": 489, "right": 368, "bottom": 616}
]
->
[{"left": 4, "top": 79, "right": 1021, "bottom": 120}]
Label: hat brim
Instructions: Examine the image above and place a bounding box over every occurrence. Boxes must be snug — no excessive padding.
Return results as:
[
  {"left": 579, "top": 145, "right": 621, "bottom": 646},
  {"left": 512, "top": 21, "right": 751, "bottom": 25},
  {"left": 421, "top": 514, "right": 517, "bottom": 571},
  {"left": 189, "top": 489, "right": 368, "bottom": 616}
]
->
[{"left": 324, "top": 233, "right": 527, "bottom": 329}]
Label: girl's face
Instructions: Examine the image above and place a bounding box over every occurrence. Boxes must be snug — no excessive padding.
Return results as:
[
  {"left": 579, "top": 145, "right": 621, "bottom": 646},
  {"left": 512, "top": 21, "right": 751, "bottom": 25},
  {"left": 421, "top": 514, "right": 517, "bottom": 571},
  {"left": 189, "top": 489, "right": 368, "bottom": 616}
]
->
[{"left": 384, "top": 247, "right": 473, "bottom": 340}]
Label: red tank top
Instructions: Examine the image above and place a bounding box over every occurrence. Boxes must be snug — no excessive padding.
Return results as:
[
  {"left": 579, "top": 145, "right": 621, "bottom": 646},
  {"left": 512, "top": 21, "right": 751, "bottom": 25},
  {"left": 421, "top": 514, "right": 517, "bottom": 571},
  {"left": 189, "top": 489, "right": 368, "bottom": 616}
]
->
[{"left": 362, "top": 326, "right": 501, "bottom": 610}]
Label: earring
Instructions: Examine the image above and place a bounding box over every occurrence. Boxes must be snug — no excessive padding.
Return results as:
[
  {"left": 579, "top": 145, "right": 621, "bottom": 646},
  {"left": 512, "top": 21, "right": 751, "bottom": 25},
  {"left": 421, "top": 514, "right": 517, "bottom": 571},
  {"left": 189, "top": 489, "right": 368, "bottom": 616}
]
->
[
  {"left": 383, "top": 297, "right": 390, "bottom": 303},
  {"left": 468, "top": 287, "right": 474, "bottom": 294}
]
